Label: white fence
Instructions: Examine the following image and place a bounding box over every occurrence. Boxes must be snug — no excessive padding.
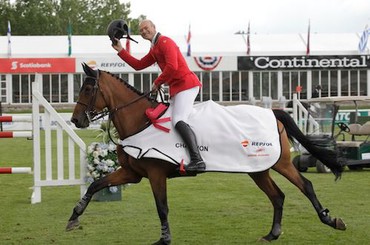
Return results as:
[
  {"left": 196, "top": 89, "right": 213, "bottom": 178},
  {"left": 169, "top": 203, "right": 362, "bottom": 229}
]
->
[
  {"left": 31, "top": 75, "right": 87, "bottom": 204},
  {"left": 291, "top": 93, "right": 320, "bottom": 135}
]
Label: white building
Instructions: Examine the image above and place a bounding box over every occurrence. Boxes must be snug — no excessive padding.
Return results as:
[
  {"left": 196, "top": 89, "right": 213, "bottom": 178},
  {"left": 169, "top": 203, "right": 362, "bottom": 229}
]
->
[{"left": 0, "top": 32, "right": 369, "bottom": 107}]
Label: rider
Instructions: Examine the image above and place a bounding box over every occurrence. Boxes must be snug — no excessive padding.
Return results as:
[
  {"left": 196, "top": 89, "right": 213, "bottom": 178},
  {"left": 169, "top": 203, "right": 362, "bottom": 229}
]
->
[{"left": 110, "top": 19, "right": 206, "bottom": 173}]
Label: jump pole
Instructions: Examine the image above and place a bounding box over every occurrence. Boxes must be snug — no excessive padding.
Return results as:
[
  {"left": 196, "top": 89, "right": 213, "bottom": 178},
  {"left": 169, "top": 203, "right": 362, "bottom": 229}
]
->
[
  {"left": 0, "top": 115, "right": 33, "bottom": 122},
  {"left": 0, "top": 115, "right": 33, "bottom": 138},
  {"left": 0, "top": 131, "right": 33, "bottom": 138},
  {"left": 0, "top": 167, "right": 32, "bottom": 174}
]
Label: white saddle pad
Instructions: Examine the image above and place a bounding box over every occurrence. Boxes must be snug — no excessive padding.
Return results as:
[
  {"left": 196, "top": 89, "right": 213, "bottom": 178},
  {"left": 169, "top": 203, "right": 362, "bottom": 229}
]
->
[{"left": 120, "top": 100, "right": 281, "bottom": 173}]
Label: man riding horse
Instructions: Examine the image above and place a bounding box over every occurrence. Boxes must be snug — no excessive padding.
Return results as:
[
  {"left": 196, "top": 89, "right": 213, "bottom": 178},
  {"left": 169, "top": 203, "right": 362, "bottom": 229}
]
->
[{"left": 108, "top": 19, "right": 206, "bottom": 173}]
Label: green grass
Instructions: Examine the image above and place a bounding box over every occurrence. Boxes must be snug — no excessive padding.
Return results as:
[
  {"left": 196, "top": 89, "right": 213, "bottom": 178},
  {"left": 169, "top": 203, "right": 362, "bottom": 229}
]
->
[{"left": 1, "top": 130, "right": 370, "bottom": 244}]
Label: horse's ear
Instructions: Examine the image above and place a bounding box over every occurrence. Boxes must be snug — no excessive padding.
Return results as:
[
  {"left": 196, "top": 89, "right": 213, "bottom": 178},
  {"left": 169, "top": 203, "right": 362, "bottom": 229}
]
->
[{"left": 81, "top": 62, "right": 97, "bottom": 78}]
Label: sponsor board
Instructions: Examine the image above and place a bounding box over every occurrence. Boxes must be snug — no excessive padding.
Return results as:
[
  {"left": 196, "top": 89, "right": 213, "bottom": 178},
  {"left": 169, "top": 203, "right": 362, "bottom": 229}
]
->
[{"left": 0, "top": 58, "right": 75, "bottom": 73}]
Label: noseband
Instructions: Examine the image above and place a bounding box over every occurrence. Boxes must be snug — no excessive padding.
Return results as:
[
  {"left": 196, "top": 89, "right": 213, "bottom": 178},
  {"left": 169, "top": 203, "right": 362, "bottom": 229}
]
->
[{"left": 76, "top": 73, "right": 108, "bottom": 123}]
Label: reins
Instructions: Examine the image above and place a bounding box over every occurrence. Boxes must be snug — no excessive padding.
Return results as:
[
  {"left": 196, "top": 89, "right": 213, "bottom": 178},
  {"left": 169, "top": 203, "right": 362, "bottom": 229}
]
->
[
  {"left": 106, "top": 87, "right": 167, "bottom": 145},
  {"left": 106, "top": 89, "right": 156, "bottom": 145}
]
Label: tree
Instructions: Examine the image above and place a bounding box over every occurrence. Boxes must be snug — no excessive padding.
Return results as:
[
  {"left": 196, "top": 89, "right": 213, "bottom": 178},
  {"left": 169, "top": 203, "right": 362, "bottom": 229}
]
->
[
  {"left": 0, "top": 0, "right": 140, "bottom": 35},
  {"left": 0, "top": 0, "right": 15, "bottom": 35},
  {"left": 13, "top": 0, "right": 59, "bottom": 35}
]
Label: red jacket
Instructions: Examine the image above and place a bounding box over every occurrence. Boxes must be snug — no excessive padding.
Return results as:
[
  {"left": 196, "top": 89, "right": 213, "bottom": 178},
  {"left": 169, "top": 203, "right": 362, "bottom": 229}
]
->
[{"left": 118, "top": 34, "right": 201, "bottom": 97}]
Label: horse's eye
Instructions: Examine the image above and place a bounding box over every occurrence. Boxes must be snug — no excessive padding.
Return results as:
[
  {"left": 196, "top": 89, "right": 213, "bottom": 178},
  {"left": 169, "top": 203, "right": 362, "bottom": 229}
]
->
[{"left": 84, "top": 85, "right": 93, "bottom": 94}]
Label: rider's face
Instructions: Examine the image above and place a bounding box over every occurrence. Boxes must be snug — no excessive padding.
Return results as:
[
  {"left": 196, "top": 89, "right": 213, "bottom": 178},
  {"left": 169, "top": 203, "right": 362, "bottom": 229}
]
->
[{"left": 139, "top": 21, "right": 156, "bottom": 41}]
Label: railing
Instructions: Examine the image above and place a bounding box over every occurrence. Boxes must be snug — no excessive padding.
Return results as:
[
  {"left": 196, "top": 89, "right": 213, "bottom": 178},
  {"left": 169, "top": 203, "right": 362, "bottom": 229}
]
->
[{"left": 291, "top": 93, "right": 319, "bottom": 135}]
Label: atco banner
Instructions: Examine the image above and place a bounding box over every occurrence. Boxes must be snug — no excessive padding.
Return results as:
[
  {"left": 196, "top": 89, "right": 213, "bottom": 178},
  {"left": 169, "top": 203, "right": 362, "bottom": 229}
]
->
[{"left": 0, "top": 58, "right": 75, "bottom": 73}]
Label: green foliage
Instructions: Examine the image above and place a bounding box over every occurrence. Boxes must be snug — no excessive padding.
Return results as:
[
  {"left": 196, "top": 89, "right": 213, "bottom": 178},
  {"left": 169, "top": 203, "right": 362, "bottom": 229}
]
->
[
  {"left": 0, "top": 130, "right": 369, "bottom": 244},
  {"left": 0, "top": 0, "right": 144, "bottom": 35}
]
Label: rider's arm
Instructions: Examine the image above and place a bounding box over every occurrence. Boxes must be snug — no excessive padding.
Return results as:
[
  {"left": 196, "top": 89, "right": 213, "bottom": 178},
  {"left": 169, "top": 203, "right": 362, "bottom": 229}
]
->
[{"left": 117, "top": 48, "right": 156, "bottom": 71}]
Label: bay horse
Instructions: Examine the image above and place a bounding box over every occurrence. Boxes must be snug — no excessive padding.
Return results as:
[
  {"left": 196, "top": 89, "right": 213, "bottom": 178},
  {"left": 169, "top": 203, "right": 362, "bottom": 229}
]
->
[{"left": 66, "top": 63, "right": 346, "bottom": 244}]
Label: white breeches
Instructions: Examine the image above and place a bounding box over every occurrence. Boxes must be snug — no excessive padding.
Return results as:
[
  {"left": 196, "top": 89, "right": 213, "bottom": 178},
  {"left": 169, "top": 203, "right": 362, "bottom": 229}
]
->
[{"left": 170, "top": 86, "right": 200, "bottom": 126}]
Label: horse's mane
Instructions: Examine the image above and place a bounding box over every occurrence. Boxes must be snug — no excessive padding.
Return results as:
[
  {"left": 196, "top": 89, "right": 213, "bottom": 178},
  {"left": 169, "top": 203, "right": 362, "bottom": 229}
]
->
[{"left": 102, "top": 70, "right": 145, "bottom": 97}]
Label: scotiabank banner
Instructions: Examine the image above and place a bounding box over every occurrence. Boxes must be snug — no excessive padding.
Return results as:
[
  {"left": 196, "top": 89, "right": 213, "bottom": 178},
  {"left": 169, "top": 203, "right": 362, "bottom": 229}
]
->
[{"left": 0, "top": 58, "right": 76, "bottom": 73}]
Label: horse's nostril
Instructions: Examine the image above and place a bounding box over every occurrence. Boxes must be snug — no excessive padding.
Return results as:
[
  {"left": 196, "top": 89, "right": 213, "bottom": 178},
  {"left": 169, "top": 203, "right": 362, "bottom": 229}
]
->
[{"left": 71, "top": 118, "right": 78, "bottom": 125}]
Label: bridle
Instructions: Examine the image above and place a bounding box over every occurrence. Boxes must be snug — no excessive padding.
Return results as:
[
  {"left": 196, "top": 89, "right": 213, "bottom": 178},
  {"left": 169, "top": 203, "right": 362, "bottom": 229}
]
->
[{"left": 76, "top": 72, "right": 157, "bottom": 144}]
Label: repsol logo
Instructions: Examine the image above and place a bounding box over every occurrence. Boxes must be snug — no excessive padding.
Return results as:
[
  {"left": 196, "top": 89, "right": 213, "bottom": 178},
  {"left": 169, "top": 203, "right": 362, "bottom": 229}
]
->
[
  {"left": 251, "top": 141, "right": 273, "bottom": 147},
  {"left": 100, "top": 62, "right": 126, "bottom": 68},
  {"left": 175, "top": 143, "right": 209, "bottom": 151}
]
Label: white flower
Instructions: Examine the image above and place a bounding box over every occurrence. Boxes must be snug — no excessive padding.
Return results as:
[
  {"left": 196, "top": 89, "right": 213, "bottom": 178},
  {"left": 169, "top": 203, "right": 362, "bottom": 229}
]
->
[
  {"left": 87, "top": 145, "right": 94, "bottom": 154},
  {"left": 108, "top": 143, "right": 116, "bottom": 151},
  {"left": 106, "top": 159, "right": 115, "bottom": 167},
  {"left": 92, "top": 171, "right": 100, "bottom": 179},
  {"left": 101, "top": 149, "right": 108, "bottom": 157},
  {"left": 92, "top": 151, "right": 100, "bottom": 158}
]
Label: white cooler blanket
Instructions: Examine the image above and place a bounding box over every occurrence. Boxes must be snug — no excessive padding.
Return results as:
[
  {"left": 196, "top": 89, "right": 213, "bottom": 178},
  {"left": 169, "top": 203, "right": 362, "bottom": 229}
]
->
[{"left": 120, "top": 100, "right": 281, "bottom": 173}]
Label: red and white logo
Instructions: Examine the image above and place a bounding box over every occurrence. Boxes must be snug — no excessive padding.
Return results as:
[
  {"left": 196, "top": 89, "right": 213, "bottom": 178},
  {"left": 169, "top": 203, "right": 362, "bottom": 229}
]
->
[{"left": 241, "top": 140, "right": 249, "bottom": 147}]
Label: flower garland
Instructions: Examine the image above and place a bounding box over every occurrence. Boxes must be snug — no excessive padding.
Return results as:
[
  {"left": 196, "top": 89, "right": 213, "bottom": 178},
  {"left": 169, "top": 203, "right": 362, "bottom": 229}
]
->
[{"left": 86, "top": 141, "right": 121, "bottom": 193}]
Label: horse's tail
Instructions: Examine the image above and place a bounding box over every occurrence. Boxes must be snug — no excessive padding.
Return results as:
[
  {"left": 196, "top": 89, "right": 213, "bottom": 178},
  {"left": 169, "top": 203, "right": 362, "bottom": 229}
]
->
[{"left": 272, "top": 109, "right": 343, "bottom": 180}]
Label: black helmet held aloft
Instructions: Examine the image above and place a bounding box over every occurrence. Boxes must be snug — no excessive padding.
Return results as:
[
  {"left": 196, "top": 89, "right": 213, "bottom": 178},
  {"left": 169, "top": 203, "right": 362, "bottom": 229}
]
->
[{"left": 107, "top": 19, "right": 128, "bottom": 45}]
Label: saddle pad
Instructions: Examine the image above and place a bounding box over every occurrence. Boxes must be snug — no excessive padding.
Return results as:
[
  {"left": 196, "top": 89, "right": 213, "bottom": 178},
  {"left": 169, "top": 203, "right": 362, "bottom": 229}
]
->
[{"left": 120, "top": 100, "right": 281, "bottom": 173}]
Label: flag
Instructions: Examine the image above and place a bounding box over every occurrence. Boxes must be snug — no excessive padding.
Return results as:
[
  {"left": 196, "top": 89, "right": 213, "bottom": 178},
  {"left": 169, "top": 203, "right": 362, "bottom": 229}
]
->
[
  {"left": 296, "top": 85, "right": 302, "bottom": 93},
  {"left": 306, "top": 20, "right": 310, "bottom": 56},
  {"left": 186, "top": 24, "right": 191, "bottom": 57},
  {"left": 358, "top": 25, "right": 370, "bottom": 53},
  {"left": 247, "top": 21, "right": 251, "bottom": 55},
  {"left": 126, "top": 21, "right": 131, "bottom": 54},
  {"left": 7, "top": 20, "right": 11, "bottom": 57},
  {"left": 67, "top": 22, "right": 72, "bottom": 56}
]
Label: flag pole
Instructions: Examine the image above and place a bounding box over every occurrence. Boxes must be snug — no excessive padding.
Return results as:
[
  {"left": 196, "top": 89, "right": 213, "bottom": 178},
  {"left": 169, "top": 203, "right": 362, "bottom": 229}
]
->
[
  {"left": 306, "top": 19, "right": 310, "bottom": 56},
  {"left": 7, "top": 20, "right": 11, "bottom": 57},
  {"left": 247, "top": 21, "right": 251, "bottom": 56},
  {"left": 68, "top": 21, "right": 72, "bottom": 56},
  {"left": 125, "top": 21, "right": 131, "bottom": 54}
]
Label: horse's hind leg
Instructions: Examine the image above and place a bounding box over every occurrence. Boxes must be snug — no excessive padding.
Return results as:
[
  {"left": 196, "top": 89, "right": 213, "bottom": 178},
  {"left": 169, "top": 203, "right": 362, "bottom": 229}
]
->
[
  {"left": 272, "top": 121, "right": 346, "bottom": 231},
  {"left": 274, "top": 163, "right": 346, "bottom": 231},
  {"left": 249, "top": 170, "right": 285, "bottom": 242}
]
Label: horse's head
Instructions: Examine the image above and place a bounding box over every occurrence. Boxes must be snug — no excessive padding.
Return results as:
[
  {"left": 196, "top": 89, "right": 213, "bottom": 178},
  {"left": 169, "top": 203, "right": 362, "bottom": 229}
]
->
[{"left": 71, "top": 63, "right": 108, "bottom": 128}]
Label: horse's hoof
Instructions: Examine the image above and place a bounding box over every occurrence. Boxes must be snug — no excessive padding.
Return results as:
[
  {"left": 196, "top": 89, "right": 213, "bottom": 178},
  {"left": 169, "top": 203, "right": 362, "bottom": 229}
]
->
[
  {"left": 335, "top": 218, "right": 347, "bottom": 230},
  {"left": 66, "top": 219, "right": 80, "bottom": 231},
  {"left": 151, "top": 238, "right": 171, "bottom": 245},
  {"left": 257, "top": 237, "right": 271, "bottom": 243}
]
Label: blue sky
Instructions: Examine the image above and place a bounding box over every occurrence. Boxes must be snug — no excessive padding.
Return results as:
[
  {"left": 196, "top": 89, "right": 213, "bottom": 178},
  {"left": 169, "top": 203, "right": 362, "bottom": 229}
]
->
[{"left": 125, "top": 0, "right": 370, "bottom": 36}]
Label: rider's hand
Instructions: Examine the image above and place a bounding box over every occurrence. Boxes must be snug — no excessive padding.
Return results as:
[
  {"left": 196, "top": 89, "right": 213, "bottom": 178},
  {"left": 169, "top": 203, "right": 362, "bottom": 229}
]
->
[
  {"left": 112, "top": 38, "right": 123, "bottom": 52},
  {"left": 152, "top": 83, "right": 159, "bottom": 92}
]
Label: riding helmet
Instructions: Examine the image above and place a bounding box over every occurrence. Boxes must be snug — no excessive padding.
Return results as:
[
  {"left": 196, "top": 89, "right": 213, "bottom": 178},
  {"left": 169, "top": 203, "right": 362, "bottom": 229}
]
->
[{"left": 107, "top": 19, "right": 128, "bottom": 45}]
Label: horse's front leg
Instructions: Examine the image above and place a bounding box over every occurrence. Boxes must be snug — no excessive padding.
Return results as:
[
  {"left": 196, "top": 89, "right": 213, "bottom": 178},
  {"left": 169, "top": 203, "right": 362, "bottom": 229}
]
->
[
  {"left": 65, "top": 167, "right": 141, "bottom": 231},
  {"left": 147, "top": 167, "right": 171, "bottom": 245}
]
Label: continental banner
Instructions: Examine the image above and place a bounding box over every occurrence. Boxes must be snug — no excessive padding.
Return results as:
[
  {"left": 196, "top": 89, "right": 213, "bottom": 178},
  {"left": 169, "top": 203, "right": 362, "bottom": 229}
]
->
[{"left": 238, "top": 55, "right": 370, "bottom": 70}]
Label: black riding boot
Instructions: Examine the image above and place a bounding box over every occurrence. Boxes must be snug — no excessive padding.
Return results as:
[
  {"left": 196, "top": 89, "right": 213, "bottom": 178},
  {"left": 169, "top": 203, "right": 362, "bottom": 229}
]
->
[{"left": 175, "top": 121, "right": 206, "bottom": 172}]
